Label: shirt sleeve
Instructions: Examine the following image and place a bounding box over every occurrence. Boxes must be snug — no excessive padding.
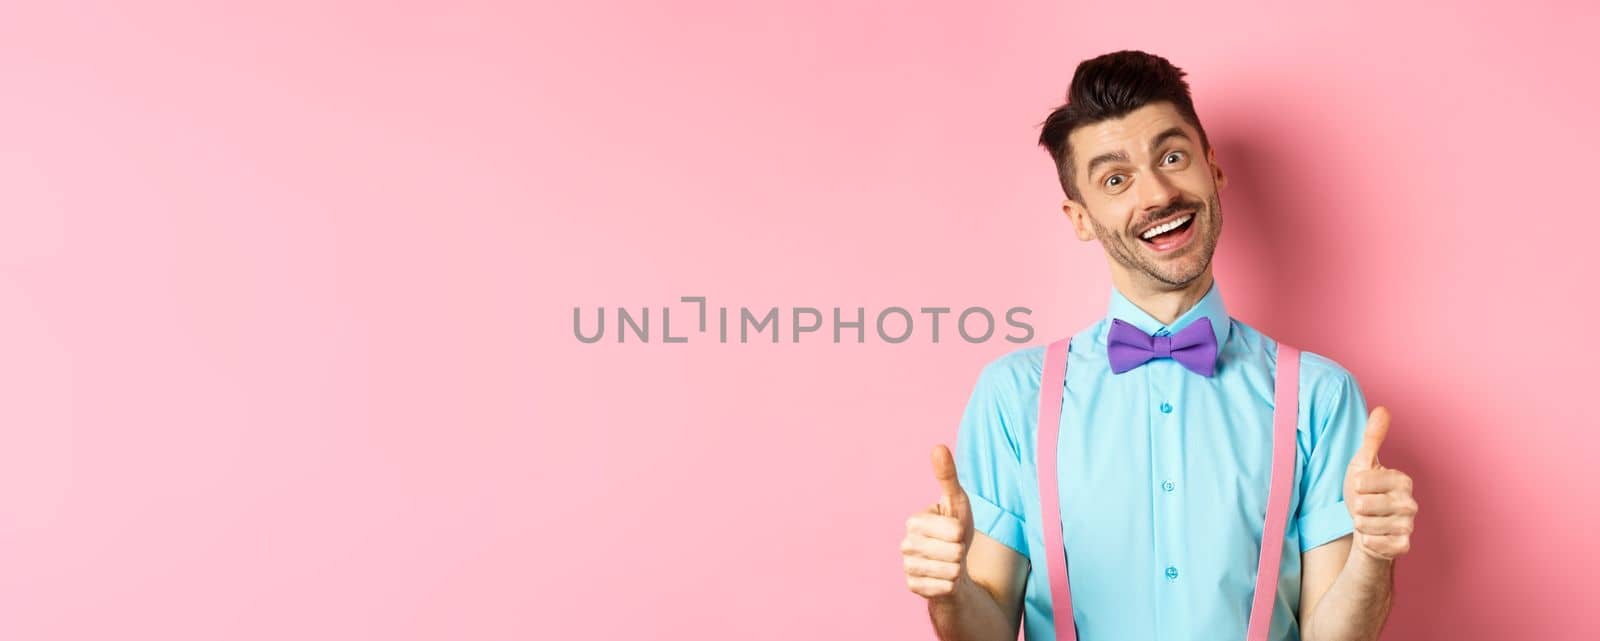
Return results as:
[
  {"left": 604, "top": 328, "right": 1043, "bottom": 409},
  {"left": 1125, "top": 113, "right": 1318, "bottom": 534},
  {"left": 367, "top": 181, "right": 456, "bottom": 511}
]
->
[
  {"left": 953, "top": 356, "right": 1031, "bottom": 557},
  {"left": 1295, "top": 353, "right": 1369, "bottom": 551}
]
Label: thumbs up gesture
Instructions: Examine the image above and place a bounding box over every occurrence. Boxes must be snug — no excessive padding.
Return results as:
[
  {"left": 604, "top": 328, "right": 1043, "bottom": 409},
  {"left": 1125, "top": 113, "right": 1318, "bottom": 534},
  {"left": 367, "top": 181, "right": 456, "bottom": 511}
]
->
[
  {"left": 1343, "top": 406, "right": 1419, "bottom": 561},
  {"left": 901, "top": 444, "right": 977, "bottom": 600}
]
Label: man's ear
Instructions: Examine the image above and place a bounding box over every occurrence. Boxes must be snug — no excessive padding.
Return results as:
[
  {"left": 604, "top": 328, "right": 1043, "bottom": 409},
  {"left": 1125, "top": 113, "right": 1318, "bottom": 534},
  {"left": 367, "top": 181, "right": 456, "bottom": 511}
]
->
[
  {"left": 1207, "top": 146, "right": 1227, "bottom": 191},
  {"left": 1061, "top": 198, "right": 1096, "bottom": 242}
]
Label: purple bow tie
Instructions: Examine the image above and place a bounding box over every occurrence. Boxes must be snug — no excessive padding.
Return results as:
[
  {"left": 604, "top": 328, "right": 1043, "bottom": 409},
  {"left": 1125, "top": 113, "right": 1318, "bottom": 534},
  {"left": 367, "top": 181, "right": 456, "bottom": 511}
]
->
[{"left": 1108, "top": 317, "right": 1218, "bottom": 377}]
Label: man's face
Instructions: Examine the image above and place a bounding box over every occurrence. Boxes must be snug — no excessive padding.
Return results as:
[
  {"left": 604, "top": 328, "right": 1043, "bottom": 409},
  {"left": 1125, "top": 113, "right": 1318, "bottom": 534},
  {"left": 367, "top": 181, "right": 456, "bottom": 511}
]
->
[{"left": 1062, "top": 101, "right": 1226, "bottom": 290}]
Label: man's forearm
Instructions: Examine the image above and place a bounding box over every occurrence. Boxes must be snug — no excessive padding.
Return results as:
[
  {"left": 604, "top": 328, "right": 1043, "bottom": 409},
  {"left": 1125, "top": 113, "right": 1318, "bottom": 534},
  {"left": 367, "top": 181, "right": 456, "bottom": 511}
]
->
[
  {"left": 1304, "top": 546, "right": 1394, "bottom": 641},
  {"left": 928, "top": 574, "right": 1016, "bottom": 641}
]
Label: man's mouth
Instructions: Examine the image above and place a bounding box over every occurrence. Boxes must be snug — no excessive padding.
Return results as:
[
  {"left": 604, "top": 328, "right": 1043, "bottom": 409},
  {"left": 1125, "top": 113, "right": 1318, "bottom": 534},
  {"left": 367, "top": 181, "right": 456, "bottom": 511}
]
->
[{"left": 1136, "top": 210, "right": 1197, "bottom": 251}]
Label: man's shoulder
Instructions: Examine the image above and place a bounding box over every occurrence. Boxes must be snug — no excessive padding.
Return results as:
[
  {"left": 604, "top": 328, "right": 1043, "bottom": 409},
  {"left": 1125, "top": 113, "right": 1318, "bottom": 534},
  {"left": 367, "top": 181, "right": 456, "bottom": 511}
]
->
[
  {"left": 968, "top": 319, "right": 1102, "bottom": 398},
  {"left": 1294, "top": 349, "right": 1365, "bottom": 423},
  {"left": 972, "top": 343, "right": 1047, "bottom": 396},
  {"left": 1296, "top": 349, "right": 1357, "bottom": 387},
  {"left": 1231, "top": 317, "right": 1361, "bottom": 399}
]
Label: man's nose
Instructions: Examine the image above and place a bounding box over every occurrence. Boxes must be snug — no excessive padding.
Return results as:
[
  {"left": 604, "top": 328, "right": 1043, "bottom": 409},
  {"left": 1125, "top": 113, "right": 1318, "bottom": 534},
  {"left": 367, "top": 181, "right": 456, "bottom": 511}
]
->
[{"left": 1137, "top": 171, "right": 1181, "bottom": 214}]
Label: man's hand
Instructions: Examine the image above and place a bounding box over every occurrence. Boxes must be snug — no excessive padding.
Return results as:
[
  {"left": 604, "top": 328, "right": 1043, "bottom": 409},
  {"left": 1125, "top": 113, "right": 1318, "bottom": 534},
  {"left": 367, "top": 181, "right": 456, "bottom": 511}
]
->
[
  {"left": 1343, "top": 406, "right": 1418, "bottom": 561},
  {"left": 902, "top": 444, "right": 977, "bottom": 600}
]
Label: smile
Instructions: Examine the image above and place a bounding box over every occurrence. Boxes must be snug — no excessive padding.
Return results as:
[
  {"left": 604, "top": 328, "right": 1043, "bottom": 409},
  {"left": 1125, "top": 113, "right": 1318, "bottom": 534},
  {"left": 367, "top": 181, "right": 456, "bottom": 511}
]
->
[{"left": 1137, "top": 211, "right": 1197, "bottom": 252}]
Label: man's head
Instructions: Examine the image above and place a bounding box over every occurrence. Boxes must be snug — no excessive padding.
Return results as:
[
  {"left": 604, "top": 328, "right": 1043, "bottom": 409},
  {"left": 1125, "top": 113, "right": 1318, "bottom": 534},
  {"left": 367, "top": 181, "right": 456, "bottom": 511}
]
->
[{"left": 1037, "top": 50, "right": 1227, "bottom": 293}]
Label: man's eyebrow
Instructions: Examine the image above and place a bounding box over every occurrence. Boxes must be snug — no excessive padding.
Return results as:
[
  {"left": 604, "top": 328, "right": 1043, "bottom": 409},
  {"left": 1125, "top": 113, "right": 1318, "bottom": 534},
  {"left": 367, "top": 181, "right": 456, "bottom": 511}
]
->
[
  {"left": 1083, "top": 128, "right": 1194, "bottom": 179},
  {"left": 1149, "top": 127, "right": 1190, "bottom": 153},
  {"left": 1085, "top": 150, "right": 1130, "bottom": 179}
]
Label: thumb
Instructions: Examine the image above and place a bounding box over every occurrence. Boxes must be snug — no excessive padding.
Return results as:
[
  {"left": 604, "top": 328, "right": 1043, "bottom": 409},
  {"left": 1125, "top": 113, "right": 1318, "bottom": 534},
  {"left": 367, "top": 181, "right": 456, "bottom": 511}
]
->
[
  {"left": 930, "top": 444, "right": 971, "bottom": 522},
  {"left": 1351, "top": 406, "right": 1391, "bottom": 470}
]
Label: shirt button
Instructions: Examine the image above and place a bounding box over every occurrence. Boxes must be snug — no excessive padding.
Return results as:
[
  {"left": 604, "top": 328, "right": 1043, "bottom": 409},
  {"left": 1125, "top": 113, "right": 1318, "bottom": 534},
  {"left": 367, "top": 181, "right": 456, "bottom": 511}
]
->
[
  {"left": 1162, "top": 481, "right": 1176, "bottom": 493},
  {"left": 1159, "top": 402, "right": 1173, "bottom": 414},
  {"left": 1165, "top": 566, "right": 1179, "bottom": 581}
]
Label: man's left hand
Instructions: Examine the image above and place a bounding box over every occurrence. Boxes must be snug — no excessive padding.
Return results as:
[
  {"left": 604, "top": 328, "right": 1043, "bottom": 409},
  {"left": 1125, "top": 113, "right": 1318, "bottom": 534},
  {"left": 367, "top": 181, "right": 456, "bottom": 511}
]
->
[{"left": 1343, "top": 406, "right": 1418, "bottom": 562}]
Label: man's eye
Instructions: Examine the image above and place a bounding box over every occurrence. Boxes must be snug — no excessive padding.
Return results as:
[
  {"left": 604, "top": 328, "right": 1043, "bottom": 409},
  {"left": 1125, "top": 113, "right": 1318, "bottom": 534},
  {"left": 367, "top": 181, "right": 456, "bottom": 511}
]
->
[
  {"left": 1105, "top": 175, "right": 1124, "bottom": 188},
  {"left": 1163, "top": 151, "right": 1185, "bottom": 165}
]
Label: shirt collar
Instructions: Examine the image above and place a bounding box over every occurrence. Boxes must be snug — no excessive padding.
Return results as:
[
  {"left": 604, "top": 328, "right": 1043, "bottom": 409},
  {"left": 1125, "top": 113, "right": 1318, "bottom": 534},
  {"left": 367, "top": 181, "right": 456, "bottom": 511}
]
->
[{"left": 1102, "top": 280, "right": 1232, "bottom": 349}]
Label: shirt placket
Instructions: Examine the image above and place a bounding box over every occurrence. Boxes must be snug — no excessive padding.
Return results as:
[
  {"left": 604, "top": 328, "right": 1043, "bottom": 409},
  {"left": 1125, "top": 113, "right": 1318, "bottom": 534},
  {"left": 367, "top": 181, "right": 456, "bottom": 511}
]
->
[{"left": 1148, "top": 328, "right": 1186, "bottom": 640}]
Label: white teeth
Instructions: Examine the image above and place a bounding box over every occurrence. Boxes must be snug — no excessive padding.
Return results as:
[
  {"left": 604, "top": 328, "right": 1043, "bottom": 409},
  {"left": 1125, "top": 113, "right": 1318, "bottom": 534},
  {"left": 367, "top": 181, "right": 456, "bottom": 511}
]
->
[{"left": 1141, "top": 214, "right": 1193, "bottom": 240}]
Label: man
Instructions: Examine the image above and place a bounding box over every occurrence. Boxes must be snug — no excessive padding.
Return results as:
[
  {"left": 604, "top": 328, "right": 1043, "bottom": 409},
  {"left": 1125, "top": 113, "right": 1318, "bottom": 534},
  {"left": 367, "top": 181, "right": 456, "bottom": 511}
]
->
[{"left": 898, "top": 50, "right": 1417, "bottom": 641}]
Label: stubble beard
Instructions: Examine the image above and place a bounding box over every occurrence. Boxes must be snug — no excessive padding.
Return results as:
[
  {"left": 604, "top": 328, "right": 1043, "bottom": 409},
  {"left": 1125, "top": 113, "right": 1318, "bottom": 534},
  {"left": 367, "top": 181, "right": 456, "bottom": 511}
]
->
[{"left": 1089, "top": 192, "right": 1224, "bottom": 289}]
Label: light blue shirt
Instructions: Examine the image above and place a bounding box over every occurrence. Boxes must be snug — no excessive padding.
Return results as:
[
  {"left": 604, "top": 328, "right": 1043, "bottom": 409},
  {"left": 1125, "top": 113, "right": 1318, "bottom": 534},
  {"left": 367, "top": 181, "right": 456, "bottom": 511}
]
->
[{"left": 954, "top": 281, "right": 1367, "bottom": 641}]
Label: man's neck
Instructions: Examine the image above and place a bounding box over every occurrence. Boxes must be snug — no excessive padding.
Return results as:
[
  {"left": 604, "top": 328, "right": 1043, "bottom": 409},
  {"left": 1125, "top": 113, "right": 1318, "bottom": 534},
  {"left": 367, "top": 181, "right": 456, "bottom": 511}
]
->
[{"left": 1110, "top": 267, "right": 1215, "bottom": 326}]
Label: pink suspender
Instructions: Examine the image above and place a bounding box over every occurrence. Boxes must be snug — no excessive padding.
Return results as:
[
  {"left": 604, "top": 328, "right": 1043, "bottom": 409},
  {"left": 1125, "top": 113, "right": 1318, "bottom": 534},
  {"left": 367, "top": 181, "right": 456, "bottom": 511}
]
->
[
  {"left": 1034, "top": 338, "right": 1300, "bottom": 641},
  {"left": 1248, "top": 343, "right": 1299, "bottom": 641},
  {"left": 1035, "top": 338, "right": 1076, "bottom": 639}
]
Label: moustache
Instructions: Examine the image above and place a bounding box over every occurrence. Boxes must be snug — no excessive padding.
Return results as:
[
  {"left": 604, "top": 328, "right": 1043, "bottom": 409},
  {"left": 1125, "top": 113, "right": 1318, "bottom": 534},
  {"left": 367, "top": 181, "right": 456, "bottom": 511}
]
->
[{"left": 1132, "top": 200, "right": 1205, "bottom": 234}]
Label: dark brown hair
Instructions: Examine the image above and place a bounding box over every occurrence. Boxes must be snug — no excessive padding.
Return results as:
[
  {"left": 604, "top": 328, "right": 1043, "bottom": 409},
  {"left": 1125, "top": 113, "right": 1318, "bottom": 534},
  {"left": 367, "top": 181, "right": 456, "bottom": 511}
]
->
[{"left": 1037, "top": 50, "right": 1211, "bottom": 202}]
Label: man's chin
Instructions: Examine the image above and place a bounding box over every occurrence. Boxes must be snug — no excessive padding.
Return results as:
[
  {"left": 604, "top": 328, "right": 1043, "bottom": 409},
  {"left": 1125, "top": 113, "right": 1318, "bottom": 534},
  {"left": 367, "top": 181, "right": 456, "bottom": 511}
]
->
[{"left": 1138, "top": 256, "right": 1210, "bottom": 288}]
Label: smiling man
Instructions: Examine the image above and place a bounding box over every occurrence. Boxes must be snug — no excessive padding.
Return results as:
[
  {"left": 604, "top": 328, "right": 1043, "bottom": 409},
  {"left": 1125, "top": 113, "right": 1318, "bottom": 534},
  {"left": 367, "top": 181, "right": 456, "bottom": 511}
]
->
[{"left": 898, "top": 51, "right": 1418, "bottom": 641}]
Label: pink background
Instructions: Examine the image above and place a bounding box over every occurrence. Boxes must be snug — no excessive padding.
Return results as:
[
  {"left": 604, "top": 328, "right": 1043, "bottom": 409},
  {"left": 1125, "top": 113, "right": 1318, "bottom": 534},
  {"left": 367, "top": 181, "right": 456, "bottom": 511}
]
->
[{"left": 1, "top": 1, "right": 1595, "bottom": 639}]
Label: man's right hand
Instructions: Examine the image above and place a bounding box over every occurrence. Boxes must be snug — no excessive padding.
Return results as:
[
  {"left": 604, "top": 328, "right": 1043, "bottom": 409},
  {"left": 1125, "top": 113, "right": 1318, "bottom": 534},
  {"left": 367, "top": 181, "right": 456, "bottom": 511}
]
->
[{"left": 902, "top": 444, "right": 977, "bottom": 600}]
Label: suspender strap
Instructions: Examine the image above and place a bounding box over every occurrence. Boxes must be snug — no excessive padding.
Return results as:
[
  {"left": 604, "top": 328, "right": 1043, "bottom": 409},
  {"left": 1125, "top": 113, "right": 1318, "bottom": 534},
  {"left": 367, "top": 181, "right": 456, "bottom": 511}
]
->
[
  {"left": 1034, "top": 339, "right": 1300, "bottom": 641},
  {"left": 1246, "top": 344, "right": 1299, "bottom": 641},
  {"left": 1034, "top": 338, "right": 1075, "bottom": 641}
]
